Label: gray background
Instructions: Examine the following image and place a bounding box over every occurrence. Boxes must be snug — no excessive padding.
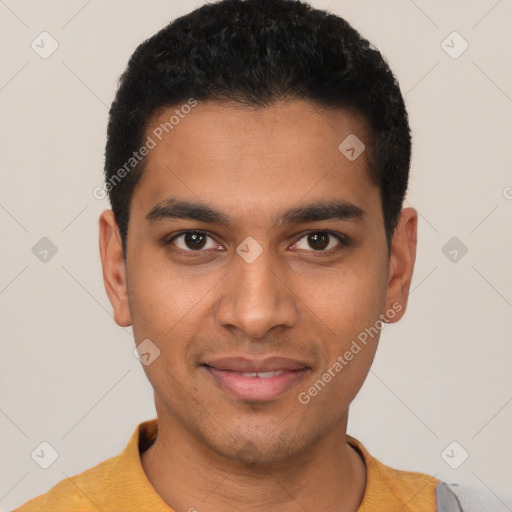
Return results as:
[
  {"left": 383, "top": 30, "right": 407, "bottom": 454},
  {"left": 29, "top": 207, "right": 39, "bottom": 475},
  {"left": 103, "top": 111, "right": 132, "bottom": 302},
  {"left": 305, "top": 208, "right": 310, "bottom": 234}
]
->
[{"left": 1, "top": 0, "right": 511, "bottom": 510}]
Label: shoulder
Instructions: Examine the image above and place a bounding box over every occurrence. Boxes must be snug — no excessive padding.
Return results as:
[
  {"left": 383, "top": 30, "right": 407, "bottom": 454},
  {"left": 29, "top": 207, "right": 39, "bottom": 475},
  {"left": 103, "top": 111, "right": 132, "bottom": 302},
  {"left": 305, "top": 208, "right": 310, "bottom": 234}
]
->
[
  {"left": 440, "top": 482, "right": 511, "bottom": 512},
  {"left": 13, "top": 420, "right": 162, "bottom": 512},
  {"left": 12, "top": 454, "right": 117, "bottom": 512},
  {"left": 347, "top": 435, "right": 507, "bottom": 512},
  {"left": 347, "top": 435, "right": 458, "bottom": 511}
]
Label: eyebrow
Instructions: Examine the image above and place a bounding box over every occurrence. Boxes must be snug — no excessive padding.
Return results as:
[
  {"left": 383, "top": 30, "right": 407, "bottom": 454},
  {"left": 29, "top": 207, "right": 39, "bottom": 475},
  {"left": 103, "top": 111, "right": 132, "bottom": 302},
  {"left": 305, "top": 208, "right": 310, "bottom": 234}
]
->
[{"left": 145, "top": 196, "right": 364, "bottom": 228}]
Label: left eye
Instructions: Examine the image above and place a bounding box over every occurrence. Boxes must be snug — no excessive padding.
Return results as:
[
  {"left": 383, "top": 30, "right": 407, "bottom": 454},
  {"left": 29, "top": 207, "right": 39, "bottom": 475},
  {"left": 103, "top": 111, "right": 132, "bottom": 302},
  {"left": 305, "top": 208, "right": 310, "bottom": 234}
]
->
[{"left": 293, "top": 232, "right": 344, "bottom": 252}]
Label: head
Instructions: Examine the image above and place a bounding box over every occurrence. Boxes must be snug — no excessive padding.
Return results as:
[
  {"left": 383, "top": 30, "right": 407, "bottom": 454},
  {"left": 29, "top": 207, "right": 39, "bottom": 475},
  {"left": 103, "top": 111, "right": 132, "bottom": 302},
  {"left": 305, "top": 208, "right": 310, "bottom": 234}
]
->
[{"left": 100, "top": 0, "right": 417, "bottom": 465}]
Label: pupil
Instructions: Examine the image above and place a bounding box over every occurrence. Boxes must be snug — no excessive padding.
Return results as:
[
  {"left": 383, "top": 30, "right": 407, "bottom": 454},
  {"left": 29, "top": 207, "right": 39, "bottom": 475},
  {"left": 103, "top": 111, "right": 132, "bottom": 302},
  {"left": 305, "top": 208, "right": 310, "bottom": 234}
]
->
[
  {"left": 309, "top": 232, "right": 328, "bottom": 250},
  {"left": 185, "top": 232, "right": 206, "bottom": 250}
]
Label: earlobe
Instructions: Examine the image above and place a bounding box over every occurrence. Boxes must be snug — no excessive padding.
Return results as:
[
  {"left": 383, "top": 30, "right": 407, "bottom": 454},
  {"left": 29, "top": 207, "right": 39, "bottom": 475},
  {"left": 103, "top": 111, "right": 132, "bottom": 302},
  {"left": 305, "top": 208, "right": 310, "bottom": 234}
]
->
[
  {"left": 384, "top": 207, "right": 418, "bottom": 323},
  {"left": 98, "top": 210, "right": 132, "bottom": 327}
]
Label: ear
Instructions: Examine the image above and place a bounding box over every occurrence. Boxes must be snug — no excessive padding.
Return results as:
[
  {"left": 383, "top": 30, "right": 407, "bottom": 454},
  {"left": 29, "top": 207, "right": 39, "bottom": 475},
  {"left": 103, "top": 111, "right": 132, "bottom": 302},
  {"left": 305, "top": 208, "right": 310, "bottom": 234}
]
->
[
  {"left": 384, "top": 207, "right": 418, "bottom": 323},
  {"left": 99, "top": 210, "right": 132, "bottom": 327}
]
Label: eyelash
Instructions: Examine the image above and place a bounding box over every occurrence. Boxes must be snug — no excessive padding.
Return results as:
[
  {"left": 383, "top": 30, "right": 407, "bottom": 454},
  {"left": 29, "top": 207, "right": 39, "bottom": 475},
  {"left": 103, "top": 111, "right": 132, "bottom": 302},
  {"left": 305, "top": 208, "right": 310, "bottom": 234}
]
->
[{"left": 163, "top": 230, "right": 348, "bottom": 255}]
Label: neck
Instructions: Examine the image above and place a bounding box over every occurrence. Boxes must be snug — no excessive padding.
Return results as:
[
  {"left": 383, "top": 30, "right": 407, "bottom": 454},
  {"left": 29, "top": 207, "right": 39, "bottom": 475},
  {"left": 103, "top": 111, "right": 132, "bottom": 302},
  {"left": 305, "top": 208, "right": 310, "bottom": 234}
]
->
[{"left": 141, "top": 412, "right": 366, "bottom": 512}]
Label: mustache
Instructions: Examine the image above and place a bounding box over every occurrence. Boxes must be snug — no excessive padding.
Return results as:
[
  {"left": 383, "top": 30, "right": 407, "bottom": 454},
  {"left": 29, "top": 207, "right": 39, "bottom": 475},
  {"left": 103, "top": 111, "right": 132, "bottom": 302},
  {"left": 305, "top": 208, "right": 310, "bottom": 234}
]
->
[{"left": 189, "top": 335, "right": 322, "bottom": 363}]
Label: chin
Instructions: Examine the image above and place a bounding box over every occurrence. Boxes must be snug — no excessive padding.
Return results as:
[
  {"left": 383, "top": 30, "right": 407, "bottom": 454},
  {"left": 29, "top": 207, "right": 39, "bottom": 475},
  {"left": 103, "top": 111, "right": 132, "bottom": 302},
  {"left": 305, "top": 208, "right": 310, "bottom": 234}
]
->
[{"left": 201, "top": 422, "right": 316, "bottom": 468}]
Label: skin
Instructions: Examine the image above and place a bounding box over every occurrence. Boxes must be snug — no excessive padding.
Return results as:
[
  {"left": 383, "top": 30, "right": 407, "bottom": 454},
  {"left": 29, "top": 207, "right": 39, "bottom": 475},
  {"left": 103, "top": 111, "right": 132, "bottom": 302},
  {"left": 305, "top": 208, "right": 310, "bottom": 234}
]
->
[{"left": 99, "top": 100, "right": 417, "bottom": 512}]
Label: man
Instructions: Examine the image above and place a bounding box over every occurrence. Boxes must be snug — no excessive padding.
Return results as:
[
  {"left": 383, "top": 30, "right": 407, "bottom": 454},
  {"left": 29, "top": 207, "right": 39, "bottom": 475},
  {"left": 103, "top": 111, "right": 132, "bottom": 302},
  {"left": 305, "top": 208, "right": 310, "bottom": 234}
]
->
[{"left": 15, "top": 0, "right": 470, "bottom": 510}]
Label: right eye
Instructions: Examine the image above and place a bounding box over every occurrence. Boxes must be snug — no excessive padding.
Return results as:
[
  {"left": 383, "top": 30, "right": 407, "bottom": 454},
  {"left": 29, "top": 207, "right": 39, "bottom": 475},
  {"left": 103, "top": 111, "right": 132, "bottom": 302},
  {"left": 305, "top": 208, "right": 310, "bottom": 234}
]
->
[{"left": 166, "top": 231, "right": 222, "bottom": 252}]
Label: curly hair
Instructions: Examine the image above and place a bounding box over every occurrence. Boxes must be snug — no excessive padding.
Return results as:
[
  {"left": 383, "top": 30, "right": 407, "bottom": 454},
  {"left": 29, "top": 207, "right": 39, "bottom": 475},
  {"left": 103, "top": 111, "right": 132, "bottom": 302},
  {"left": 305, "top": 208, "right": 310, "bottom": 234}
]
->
[{"left": 104, "top": 0, "right": 411, "bottom": 255}]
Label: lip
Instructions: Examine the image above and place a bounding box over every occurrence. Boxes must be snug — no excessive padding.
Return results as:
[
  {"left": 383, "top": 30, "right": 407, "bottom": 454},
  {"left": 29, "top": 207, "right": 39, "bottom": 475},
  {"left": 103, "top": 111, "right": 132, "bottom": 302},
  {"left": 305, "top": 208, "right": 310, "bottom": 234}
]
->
[
  {"left": 202, "top": 356, "right": 310, "bottom": 373},
  {"left": 201, "top": 356, "right": 311, "bottom": 401},
  {"left": 203, "top": 365, "right": 310, "bottom": 402}
]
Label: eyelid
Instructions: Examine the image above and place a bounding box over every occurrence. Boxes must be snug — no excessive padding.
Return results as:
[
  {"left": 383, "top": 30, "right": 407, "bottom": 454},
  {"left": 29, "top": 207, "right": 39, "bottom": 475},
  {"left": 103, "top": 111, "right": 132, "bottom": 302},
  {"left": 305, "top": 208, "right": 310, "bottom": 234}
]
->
[
  {"left": 164, "top": 229, "right": 348, "bottom": 253},
  {"left": 165, "top": 231, "right": 221, "bottom": 251},
  {"left": 291, "top": 230, "right": 348, "bottom": 253}
]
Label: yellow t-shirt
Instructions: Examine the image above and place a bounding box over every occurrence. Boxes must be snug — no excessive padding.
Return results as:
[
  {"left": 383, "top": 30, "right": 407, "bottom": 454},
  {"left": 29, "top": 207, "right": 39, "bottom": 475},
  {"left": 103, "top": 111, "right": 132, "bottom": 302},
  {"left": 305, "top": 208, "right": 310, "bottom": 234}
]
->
[{"left": 14, "top": 419, "right": 441, "bottom": 512}]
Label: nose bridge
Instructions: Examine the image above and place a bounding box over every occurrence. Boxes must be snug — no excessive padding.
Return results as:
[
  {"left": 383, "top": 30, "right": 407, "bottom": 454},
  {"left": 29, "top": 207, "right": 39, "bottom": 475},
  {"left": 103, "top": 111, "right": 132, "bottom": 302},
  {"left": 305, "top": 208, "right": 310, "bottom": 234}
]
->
[{"left": 216, "top": 244, "right": 297, "bottom": 338}]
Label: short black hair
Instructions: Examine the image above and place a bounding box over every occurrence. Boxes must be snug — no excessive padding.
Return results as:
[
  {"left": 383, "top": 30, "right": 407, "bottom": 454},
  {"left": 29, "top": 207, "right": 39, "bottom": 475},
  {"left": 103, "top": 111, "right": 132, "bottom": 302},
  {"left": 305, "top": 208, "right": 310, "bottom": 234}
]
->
[{"left": 104, "top": 0, "right": 411, "bottom": 255}]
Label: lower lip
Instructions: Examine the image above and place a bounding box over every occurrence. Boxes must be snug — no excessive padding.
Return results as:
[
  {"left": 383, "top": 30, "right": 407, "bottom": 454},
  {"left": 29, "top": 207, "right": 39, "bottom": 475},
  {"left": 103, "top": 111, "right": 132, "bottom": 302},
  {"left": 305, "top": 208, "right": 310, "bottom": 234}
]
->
[{"left": 204, "top": 366, "right": 309, "bottom": 401}]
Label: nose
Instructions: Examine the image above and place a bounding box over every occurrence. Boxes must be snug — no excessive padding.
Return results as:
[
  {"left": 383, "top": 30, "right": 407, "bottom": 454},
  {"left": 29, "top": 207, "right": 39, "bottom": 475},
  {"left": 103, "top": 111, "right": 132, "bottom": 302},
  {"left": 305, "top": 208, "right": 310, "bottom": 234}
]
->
[{"left": 215, "top": 247, "right": 298, "bottom": 339}]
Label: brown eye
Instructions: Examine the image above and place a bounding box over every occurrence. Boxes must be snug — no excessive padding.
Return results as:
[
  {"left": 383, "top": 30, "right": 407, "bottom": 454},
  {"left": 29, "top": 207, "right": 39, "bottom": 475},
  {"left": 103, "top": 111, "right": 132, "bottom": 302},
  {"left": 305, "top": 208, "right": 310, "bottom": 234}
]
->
[
  {"left": 293, "top": 231, "right": 345, "bottom": 252},
  {"left": 307, "top": 232, "right": 329, "bottom": 250},
  {"left": 184, "top": 232, "right": 207, "bottom": 250},
  {"left": 170, "top": 232, "right": 218, "bottom": 251}
]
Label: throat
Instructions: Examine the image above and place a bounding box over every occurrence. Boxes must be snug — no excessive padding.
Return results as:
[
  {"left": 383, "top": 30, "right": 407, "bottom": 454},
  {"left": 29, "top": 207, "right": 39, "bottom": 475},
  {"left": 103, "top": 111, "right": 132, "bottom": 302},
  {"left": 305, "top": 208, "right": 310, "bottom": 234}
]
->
[{"left": 140, "top": 433, "right": 367, "bottom": 512}]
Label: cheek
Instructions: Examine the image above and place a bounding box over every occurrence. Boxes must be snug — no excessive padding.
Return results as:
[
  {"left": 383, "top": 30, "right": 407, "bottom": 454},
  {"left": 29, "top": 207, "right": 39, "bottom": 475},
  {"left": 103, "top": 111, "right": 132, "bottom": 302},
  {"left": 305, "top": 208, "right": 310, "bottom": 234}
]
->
[
  {"left": 126, "top": 249, "right": 217, "bottom": 344},
  {"left": 126, "top": 258, "right": 211, "bottom": 398},
  {"left": 296, "top": 266, "right": 386, "bottom": 410},
  {"left": 295, "top": 256, "right": 388, "bottom": 341}
]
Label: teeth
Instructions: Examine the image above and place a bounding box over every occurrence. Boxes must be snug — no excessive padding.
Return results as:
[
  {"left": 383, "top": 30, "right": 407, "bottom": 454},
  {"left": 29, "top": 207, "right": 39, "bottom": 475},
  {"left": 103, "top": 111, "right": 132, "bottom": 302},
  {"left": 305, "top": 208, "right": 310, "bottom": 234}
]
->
[
  {"left": 258, "top": 371, "right": 284, "bottom": 378},
  {"left": 241, "top": 370, "right": 284, "bottom": 378}
]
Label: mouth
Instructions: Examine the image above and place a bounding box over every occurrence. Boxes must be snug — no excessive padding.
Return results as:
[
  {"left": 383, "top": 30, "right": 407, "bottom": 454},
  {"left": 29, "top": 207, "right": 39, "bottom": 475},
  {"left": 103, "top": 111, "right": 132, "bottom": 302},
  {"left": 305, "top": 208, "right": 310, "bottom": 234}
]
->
[{"left": 201, "top": 357, "right": 311, "bottom": 401}]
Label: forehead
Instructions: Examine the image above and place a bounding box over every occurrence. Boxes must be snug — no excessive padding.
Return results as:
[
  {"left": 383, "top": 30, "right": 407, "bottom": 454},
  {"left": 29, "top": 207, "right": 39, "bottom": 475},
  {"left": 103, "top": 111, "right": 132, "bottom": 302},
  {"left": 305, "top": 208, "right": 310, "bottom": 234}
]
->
[{"left": 133, "top": 100, "right": 379, "bottom": 224}]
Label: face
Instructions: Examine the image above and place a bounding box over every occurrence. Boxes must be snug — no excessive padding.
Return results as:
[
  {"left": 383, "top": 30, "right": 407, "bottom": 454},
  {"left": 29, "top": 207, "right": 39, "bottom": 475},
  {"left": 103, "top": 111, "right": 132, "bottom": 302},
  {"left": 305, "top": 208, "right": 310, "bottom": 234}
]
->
[{"left": 100, "top": 100, "right": 417, "bottom": 465}]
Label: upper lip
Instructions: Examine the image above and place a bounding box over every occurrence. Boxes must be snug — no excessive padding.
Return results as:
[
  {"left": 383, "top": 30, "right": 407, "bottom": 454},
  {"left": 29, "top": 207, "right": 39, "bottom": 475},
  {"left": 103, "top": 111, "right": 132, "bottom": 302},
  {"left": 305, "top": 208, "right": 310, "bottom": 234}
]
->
[{"left": 202, "top": 356, "right": 310, "bottom": 373}]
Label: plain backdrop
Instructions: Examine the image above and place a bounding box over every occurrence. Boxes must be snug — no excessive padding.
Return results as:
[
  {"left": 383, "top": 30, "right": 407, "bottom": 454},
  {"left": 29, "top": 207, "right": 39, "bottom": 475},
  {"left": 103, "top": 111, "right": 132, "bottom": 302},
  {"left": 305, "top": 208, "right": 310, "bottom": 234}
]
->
[{"left": 1, "top": 0, "right": 511, "bottom": 510}]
